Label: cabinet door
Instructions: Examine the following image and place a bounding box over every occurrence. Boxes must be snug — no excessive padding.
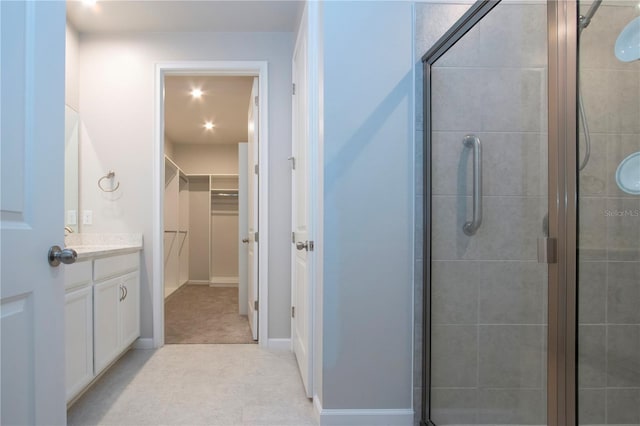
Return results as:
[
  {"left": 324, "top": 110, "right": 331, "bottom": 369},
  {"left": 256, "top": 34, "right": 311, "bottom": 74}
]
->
[
  {"left": 119, "top": 271, "right": 140, "bottom": 350},
  {"left": 65, "top": 285, "right": 93, "bottom": 402},
  {"left": 93, "top": 276, "right": 121, "bottom": 375}
]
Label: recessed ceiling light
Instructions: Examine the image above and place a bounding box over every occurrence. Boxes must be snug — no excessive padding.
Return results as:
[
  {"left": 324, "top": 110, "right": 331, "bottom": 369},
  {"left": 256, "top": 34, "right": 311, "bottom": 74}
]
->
[
  {"left": 203, "top": 121, "right": 215, "bottom": 130},
  {"left": 82, "top": 0, "right": 97, "bottom": 7},
  {"left": 190, "top": 88, "right": 203, "bottom": 99}
]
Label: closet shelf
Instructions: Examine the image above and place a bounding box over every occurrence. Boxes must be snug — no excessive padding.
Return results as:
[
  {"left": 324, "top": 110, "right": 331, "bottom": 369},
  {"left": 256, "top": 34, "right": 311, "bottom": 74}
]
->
[
  {"left": 210, "top": 175, "right": 238, "bottom": 192},
  {"left": 164, "top": 155, "right": 180, "bottom": 172}
]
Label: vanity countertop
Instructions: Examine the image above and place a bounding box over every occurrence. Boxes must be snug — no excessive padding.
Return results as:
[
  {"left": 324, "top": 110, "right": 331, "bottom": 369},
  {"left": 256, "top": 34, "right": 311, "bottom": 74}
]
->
[
  {"left": 65, "top": 233, "right": 143, "bottom": 260},
  {"left": 70, "top": 244, "right": 142, "bottom": 260}
]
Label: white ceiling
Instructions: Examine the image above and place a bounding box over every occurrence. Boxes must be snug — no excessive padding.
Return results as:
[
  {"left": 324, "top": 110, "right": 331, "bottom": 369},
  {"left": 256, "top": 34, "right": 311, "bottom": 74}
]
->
[
  {"left": 67, "top": 0, "right": 302, "bottom": 34},
  {"left": 164, "top": 75, "right": 253, "bottom": 145}
]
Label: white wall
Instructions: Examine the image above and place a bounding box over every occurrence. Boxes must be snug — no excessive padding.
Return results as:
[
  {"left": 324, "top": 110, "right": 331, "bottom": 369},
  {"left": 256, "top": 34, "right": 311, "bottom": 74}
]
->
[
  {"left": 79, "top": 31, "right": 294, "bottom": 340},
  {"left": 172, "top": 143, "right": 238, "bottom": 175},
  {"left": 163, "top": 134, "right": 175, "bottom": 160},
  {"left": 65, "top": 21, "right": 79, "bottom": 110},
  {"left": 321, "top": 0, "right": 415, "bottom": 411}
]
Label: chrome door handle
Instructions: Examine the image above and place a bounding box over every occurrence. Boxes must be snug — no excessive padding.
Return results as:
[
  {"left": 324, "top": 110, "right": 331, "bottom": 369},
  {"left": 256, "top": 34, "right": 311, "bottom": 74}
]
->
[
  {"left": 119, "top": 285, "right": 124, "bottom": 302},
  {"left": 296, "top": 241, "right": 314, "bottom": 251},
  {"left": 242, "top": 238, "right": 249, "bottom": 244},
  {"left": 462, "top": 135, "right": 483, "bottom": 236},
  {"left": 48, "top": 245, "right": 78, "bottom": 266},
  {"left": 123, "top": 285, "right": 128, "bottom": 301}
]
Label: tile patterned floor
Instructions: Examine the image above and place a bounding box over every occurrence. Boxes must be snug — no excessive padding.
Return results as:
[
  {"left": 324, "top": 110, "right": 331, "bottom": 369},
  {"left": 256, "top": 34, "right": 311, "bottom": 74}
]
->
[{"left": 67, "top": 345, "right": 316, "bottom": 426}]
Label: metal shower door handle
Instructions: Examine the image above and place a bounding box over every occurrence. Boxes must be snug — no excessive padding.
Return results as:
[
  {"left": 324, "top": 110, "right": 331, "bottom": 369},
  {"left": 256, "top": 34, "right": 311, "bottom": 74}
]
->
[{"left": 462, "top": 135, "right": 483, "bottom": 236}]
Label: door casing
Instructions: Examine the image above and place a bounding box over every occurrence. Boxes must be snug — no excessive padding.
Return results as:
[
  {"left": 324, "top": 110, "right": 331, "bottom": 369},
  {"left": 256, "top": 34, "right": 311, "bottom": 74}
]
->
[{"left": 152, "top": 61, "right": 270, "bottom": 348}]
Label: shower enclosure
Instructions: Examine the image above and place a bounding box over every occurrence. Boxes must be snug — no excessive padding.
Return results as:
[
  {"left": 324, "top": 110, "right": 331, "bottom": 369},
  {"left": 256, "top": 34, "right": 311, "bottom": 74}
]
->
[{"left": 420, "top": 1, "right": 639, "bottom": 425}]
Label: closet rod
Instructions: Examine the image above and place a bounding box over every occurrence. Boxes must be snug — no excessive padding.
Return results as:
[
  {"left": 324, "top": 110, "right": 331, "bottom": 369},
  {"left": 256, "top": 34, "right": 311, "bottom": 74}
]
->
[{"left": 211, "top": 192, "right": 238, "bottom": 197}]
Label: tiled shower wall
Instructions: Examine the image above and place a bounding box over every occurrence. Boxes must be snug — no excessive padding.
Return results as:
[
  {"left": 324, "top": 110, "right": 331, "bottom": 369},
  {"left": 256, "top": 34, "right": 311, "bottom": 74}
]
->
[{"left": 577, "top": 3, "right": 640, "bottom": 425}]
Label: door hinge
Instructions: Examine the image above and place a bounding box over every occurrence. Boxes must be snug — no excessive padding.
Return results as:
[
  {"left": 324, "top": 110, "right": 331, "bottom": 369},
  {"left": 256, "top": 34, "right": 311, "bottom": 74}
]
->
[
  {"left": 291, "top": 231, "right": 295, "bottom": 243},
  {"left": 292, "top": 83, "right": 296, "bottom": 95},
  {"left": 291, "top": 306, "right": 295, "bottom": 318},
  {"left": 254, "top": 95, "right": 259, "bottom": 106},
  {"left": 288, "top": 156, "right": 296, "bottom": 170},
  {"left": 254, "top": 300, "right": 259, "bottom": 311},
  {"left": 254, "top": 231, "right": 259, "bottom": 242},
  {"left": 254, "top": 164, "right": 259, "bottom": 175}
]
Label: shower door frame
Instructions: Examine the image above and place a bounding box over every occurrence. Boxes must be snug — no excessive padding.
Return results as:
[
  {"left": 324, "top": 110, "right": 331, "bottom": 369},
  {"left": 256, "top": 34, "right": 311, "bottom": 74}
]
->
[{"left": 420, "top": 1, "right": 579, "bottom": 425}]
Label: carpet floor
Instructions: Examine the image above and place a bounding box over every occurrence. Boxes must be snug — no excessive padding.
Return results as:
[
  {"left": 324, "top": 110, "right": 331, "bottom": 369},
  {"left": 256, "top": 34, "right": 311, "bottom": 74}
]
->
[{"left": 164, "top": 285, "right": 255, "bottom": 344}]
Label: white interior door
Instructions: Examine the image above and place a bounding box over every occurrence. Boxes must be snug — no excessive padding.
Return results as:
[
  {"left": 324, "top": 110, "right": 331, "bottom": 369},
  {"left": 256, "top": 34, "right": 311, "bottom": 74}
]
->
[
  {"left": 0, "top": 1, "right": 67, "bottom": 423},
  {"left": 247, "top": 77, "right": 259, "bottom": 340},
  {"left": 291, "top": 19, "right": 313, "bottom": 398},
  {"left": 238, "top": 143, "right": 249, "bottom": 315}
]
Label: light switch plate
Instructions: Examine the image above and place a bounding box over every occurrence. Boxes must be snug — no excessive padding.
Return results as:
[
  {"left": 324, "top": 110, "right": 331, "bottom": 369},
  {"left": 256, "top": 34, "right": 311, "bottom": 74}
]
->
[
  {"left": 82, "top": 210, "right": 93, "bottom": 225},
  {"left": 67, "top": 210, "right": 77, "bottom": 225}
]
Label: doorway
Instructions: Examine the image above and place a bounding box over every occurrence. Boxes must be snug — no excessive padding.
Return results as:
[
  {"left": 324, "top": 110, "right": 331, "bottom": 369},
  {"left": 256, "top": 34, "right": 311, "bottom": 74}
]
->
[
  {"left": 162, "top": 74, "right": 256, "bottom": 344},
  {"left": 153, "top": 62, "right": 270, "bottom": 348}
]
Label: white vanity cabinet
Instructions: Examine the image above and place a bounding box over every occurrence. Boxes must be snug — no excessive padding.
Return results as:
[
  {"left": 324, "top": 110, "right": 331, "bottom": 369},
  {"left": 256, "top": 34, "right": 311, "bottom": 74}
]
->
[
  {"left": 64, "top": 260, "right": 93, "bottom": 403},
  {"left": 64, "top": 250, "right": 140, "bottom": 404},
  {"left": 120, "top": 271, "right": 140, "bottom": 349},
  {"left": 93, "top": 253, "right": 140, "bottom": 375},
  {"left": 93, "top": 272, "right": 140, "bottom": 374}
]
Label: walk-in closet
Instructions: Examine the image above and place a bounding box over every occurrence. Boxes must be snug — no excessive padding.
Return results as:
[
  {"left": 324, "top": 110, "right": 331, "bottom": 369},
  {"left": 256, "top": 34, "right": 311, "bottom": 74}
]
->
[
  {"left": 162, "top": 74, "right": 255, "bottom": 344},
  {"left": 164, "top": 171, "right": 240, "bottom": 289},
  {"left": 163, "top": 157, "right": 189, "bottom": 299}
]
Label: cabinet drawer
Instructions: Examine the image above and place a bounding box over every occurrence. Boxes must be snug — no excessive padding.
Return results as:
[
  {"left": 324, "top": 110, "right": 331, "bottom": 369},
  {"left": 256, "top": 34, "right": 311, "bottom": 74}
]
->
[
  {"left": 94, "top": 252, "right": 139, "bottom": 281},
  {"left": 65, "top": 260, "right": 92, "bottom": 290}
]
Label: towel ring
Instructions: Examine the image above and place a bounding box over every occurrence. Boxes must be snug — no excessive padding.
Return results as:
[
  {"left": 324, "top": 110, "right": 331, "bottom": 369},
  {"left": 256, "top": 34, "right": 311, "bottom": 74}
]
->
[{"left": 98, "top": 170, "right": 120, "bottom": 193}]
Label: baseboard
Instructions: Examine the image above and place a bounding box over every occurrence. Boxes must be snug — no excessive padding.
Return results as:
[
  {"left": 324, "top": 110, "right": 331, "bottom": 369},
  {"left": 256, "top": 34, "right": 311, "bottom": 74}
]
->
[
  {"left": 267, "top": 338, "right": 291, "bottom": 351},
  {"left": 133, "top": 338, "right": 154, "bottom": 350},
  {"left": 314, "top": 397, "right": 413, "bottom": 426},
  {"left": 209, "top": 276, "right": 239, "bottom": 287},
  {"left": 164, "top": 281, "right": 189, "bottom": 301},
  {"left": 313, "top": 396, "right": 323, "bottom": 423},
  {"left": 187, "top": 280, "right": 210, "bottom": 285}
]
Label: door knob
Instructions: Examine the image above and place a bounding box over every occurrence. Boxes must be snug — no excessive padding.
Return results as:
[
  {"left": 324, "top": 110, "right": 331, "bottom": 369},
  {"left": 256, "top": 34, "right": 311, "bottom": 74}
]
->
[
  {"left": 242, "top": 238, "right": 250, "bottom": 244},
  {"left": 296, "top": 241, "right": 314, "bottom": 251},
  {"left": 48, "top": 245, "right": 78, "bottom": 267}
]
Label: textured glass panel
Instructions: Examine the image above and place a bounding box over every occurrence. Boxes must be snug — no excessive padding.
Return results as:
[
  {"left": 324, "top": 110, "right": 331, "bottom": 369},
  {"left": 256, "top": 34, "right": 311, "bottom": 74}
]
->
[{"left": 577, "top": 1, "right": 640, "bottom": 425}]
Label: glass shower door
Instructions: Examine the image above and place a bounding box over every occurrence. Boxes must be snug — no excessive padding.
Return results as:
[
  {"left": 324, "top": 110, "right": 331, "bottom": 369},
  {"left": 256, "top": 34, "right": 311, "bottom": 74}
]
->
[
  {"left": 577, "top": 1, "right": 640, "bottom": 424},
  {"left": 424, "top": 1, "right": 549, "bottom": 424}
]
